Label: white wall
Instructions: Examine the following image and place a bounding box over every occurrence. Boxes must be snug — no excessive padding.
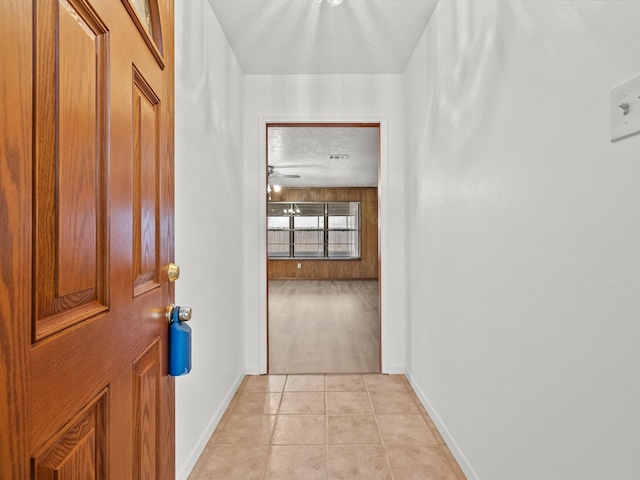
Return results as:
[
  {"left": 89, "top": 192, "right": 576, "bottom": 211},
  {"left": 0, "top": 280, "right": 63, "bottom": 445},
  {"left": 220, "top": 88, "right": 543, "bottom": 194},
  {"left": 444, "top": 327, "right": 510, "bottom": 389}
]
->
[
  {"left": 242, "top": 75, "right": 406, "bottom": 374},
  {"left": 174, "top": 1, "right": 245, "bottom": 478},
  {"left": 403, "top": 1, "right": 640, "bottom": 478}
]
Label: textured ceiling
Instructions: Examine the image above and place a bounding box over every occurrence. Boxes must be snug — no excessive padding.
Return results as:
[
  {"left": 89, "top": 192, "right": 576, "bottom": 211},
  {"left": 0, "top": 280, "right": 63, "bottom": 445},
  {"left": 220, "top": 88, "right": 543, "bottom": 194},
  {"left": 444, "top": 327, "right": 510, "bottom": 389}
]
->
[
  {"left": 268, "top": 126, "right": 379, "bottom": 188},
  {"left": 207, "top": 0, "right": 438, "bottom": 74}
]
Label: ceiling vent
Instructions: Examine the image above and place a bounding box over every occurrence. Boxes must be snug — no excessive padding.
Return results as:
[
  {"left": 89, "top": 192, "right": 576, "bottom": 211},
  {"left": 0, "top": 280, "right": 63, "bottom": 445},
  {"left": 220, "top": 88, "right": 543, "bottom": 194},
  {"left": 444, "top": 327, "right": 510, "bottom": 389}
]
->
[{"left": 328, "top": 154, "right": 350, "bottom": 160}]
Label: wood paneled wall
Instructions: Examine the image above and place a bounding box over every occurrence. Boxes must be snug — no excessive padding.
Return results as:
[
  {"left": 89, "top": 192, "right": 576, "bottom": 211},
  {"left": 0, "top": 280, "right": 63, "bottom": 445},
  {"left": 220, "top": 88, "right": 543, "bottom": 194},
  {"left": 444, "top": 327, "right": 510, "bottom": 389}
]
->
[{"left": 268, "top": 187, "right": 378, "bottom": 280}]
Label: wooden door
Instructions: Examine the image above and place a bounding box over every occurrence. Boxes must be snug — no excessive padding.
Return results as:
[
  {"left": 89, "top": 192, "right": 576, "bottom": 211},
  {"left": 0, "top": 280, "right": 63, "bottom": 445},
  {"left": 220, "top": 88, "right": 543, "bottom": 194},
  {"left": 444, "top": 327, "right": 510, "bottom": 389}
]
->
[{"left": 0, "top": 0, "right": 175, "bottom": 478}]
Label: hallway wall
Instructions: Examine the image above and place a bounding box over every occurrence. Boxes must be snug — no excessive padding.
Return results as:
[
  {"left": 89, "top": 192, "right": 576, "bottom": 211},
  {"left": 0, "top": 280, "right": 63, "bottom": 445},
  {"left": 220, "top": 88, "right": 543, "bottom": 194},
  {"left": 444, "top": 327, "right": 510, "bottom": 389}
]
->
[
  {"left": 403, "top": 1, "right": 640, "bottom": 478},
  {"left": 243, "top": 74, "right": 406, "bottom": 374},
  {"left": 174, "top": 1, "right": 245, "bottom": 478}
]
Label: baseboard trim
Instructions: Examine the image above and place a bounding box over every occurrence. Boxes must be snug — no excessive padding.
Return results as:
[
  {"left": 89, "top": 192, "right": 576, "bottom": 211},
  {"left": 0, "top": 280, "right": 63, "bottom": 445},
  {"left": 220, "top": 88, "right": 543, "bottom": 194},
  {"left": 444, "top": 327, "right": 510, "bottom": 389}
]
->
[
  {"left": 404, "top": 369, "right": 479, "bottom": 480},
  {"left": 176, "top": 369, "right": 246, "bottom": 480},
  {"left": 244, "top": 364, "right": 262, "bottom": 375},
  {"left": 385, "top": 364, "right": 405, "bottom": 374}
]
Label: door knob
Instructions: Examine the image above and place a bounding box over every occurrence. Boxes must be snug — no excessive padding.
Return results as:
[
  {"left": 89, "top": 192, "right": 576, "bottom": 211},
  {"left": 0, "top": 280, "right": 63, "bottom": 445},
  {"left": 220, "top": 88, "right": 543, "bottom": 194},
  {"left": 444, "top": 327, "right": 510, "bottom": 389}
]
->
[
  {"left": 167, "top": 263, "right": 180, "bottom": 282},
  {"left": 167, "top": 304, "right": 192, "bottom": 324}
]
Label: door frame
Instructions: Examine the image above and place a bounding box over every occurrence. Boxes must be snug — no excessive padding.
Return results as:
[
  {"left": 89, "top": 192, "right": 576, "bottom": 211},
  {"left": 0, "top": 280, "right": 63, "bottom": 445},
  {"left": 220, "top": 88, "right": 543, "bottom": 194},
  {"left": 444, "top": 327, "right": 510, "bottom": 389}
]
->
[{"left": 257, "top": 115, "right": 391, "bottom": 374}]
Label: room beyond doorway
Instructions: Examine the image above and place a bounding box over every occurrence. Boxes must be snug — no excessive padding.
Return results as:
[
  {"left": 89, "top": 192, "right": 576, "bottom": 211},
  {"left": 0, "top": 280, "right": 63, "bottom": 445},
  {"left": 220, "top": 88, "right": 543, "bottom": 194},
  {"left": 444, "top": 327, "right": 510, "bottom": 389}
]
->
[
  {"left": 269, "top": 280, "right": 379, "bottom": 373},
  {"left": 266, "top": 123, "right": 381, "bottom": 374}
]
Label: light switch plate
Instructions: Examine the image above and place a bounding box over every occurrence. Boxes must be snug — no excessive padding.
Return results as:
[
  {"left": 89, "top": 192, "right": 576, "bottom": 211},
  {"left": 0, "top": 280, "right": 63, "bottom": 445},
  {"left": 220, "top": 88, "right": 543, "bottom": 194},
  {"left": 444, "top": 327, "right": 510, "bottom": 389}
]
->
[{"left": 611, "top": 74, "right": 640, "bottom": 141}]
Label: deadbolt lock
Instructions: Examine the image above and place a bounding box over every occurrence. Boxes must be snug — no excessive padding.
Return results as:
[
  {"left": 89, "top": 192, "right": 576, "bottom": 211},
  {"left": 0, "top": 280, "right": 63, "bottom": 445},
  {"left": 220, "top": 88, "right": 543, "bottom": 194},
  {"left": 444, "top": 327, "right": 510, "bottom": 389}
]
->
[{"left": 167, "top": 263, "right": 180, "bottom": 282}]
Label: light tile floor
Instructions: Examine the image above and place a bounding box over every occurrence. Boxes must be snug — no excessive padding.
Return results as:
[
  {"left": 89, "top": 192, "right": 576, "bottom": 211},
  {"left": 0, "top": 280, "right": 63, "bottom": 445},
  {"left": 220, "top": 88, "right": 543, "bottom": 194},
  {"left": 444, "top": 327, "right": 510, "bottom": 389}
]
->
[{"left": 189, "top": 374, "right": 466, "bottom": 480}]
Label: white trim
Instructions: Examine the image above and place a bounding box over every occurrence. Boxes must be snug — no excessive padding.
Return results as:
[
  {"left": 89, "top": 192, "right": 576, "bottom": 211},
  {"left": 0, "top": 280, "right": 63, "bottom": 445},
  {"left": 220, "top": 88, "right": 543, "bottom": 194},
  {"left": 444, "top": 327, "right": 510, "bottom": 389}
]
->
[
  {"left": 175, "top": 369, "right": 245, "bottom": 480},
  {"left": 405, "top": 369, "right": 479, "bottom": 480},
  {"left": 244, "top": 364, "right": 261, "bottom": 375},
  {"left": 386, "top": 364, "right": 405, "bottom": 375},
  {"left": 257, "top": 115, "right": 390, "bottom": 374}
]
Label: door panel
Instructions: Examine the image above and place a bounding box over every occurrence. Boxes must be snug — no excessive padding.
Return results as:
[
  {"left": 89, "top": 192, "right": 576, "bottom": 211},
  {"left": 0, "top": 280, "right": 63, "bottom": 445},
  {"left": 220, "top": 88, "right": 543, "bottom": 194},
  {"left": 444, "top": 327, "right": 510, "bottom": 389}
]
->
[
  {"left": 56, "top": 0, "right": 100, "bottom": 297},
  {"left": 133, "top": 68, "right": 162, "bottom": 297},
  {"left": 133, "top": 340, "right": 162, "bottom": 479},
  {"left": 0, "top": 0, "right": 175, "bottom": 477},
  {"left": 33, "top": 389, "right": 108, "bottom": 480},
  {"left": 33, "top": 0, "right": 109, "bottom": 341}
]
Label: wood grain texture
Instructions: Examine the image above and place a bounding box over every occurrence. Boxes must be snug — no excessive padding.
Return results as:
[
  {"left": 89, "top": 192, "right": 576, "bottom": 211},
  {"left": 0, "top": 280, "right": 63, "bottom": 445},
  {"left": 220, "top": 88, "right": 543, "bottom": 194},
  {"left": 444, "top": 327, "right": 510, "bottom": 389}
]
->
[
  {"left": 120, "top": 0, "right": 165, "bottom": 68},
  {"left": 0, "top": 1, "right": 32, "bottom": 477},
  {"left": 133, "top": 69, "right": 161, "bottom": 297},
  {"left": 2, "top": 0, "right": 175, "bottom": 475},
  {"left": 33, "top": 0, "right": 109, "bottom": 340},
  {"left": 268, "top": 188, "right": 378, "bottom": 280},
  {"left": 269, "top": 280, "right": 380, "bottom": 374},
  {"left": 33, "top": 390, "right": 107, "bottom": 480},
  {"left": 157, "top": 2, "right": 176, "bottom": 475},
  {"left": 133, "top": 341, "right": 160, "bottom": 479},
  {"left": 57, "top": 0, "right": 98, "bottom": 296},
  {"left": 28, "top": 0, "right": 176, "bottom": 478}
]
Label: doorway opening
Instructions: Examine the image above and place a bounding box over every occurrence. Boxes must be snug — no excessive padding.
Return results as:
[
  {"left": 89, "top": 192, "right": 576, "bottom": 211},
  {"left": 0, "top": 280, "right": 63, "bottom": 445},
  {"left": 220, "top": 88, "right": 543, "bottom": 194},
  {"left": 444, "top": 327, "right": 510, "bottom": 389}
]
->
[{"left": 266, "top": 123, "right": 381, "bottom": 374}]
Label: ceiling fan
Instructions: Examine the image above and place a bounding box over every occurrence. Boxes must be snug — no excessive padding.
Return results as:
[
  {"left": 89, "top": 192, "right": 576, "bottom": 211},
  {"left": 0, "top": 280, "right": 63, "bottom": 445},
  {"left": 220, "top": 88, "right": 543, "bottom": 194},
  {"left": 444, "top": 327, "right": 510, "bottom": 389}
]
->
[{"left": 268, "top": 165, "right": 300, "bottom": 179}]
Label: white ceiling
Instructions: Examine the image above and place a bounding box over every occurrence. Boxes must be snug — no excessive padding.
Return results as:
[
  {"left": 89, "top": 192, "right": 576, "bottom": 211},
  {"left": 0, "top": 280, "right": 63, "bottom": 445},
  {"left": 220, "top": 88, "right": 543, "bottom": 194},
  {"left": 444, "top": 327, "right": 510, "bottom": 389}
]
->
[
  {"left": 207, "top": 0, "right": 438, "bottom": 75},
  {"left": 207, "top": 0, "right": 436, "bottom": 187}
]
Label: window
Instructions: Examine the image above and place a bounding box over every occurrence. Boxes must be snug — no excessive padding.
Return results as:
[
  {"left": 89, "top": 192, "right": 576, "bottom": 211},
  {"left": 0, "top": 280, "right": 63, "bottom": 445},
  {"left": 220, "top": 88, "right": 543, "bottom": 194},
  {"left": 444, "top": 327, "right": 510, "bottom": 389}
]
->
[{"left": 268, "top": 202, "right": 360, "bottom": 259}]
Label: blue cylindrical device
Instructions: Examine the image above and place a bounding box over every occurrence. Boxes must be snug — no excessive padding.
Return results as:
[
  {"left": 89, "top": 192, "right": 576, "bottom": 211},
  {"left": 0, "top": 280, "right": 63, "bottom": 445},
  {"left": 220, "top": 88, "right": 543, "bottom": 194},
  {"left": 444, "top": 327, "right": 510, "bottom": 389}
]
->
[{"left": 169, "top": 313, "right": 192, "bottom": 376}]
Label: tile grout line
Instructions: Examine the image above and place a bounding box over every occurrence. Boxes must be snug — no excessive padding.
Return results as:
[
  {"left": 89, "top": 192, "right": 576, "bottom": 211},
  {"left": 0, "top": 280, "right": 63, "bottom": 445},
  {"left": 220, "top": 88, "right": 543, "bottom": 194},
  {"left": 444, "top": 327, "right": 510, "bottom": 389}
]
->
[
  {"left": 262, "top": 374, "right": 288, "bottom": 480},
  {"left": 365, "top": 376, "right": 397, "bottom": 480},
  {"left": 201, "top": 374, "right": 463, "bottom": 480}
]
